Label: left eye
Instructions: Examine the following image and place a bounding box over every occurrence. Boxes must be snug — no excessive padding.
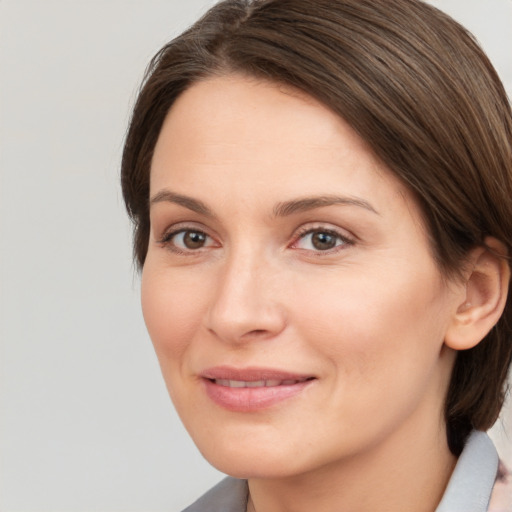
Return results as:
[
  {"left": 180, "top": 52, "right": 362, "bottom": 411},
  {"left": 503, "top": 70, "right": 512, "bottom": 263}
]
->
[{"left": 294, "top": 230, "right": 349, "bottom": 251}]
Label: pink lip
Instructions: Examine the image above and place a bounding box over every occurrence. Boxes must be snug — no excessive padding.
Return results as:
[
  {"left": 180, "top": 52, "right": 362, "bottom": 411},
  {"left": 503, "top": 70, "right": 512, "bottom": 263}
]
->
[{"left": 200, "top": 366, "right": 316, "bottom": 412}]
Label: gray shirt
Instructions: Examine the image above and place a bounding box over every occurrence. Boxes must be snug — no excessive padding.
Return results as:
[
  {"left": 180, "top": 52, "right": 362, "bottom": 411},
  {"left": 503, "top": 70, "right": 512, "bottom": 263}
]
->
[{"left": 183, "top": 431, "right": 499, "bottom": 512}]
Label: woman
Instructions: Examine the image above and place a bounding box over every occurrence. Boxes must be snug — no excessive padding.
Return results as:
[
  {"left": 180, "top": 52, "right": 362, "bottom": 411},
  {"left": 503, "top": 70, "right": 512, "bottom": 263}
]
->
[{"left": 121, "top": 0, "right": 512, "bottom": 510}]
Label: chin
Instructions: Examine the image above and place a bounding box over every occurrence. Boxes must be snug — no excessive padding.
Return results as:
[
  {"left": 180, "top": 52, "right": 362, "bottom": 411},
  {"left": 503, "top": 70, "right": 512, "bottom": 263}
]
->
[
  {"left": 192, "top": 432, "right": 308, "bottom": 480},
  {"left": 206, "top": 453, "right": 302, "bottom": 480}
]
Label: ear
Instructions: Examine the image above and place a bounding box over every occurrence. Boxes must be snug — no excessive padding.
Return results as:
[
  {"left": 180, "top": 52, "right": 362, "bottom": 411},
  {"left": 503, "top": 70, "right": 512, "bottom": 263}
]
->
[{"left": 444, "top": 237, "right": 510, "bottom": 351}]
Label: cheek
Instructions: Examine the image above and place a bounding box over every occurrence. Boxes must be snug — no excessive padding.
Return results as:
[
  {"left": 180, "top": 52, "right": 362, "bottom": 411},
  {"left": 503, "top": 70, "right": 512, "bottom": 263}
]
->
[
  {"left": 291, "top": 264, "right": 451, "bottom": 378},
  {"left": 140, "top": 265, "right": 208, "bottom": 365},
  {"left": 289, "top": 269, "right": 453, "bottom": 446}
]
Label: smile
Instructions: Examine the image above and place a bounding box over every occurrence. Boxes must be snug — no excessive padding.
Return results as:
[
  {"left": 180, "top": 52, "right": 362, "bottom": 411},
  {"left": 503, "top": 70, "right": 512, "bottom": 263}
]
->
[
  {"left": 212, "top": 378, "right": 311, "bottom": 388},
  {"left": 200, "top": 367, "right": 316, "bottom": 411}
]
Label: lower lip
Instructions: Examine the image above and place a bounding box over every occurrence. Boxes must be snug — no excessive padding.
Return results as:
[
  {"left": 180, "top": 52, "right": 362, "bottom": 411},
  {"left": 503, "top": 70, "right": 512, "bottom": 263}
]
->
[{"left": 202, "top": 379, "right": 314, "bottom": 412}]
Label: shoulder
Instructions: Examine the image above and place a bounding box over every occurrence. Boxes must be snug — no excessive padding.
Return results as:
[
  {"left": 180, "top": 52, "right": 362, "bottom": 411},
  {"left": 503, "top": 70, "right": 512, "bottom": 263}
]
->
[{"left": 181, "top": 477, "right": 248, "bottom": 512}]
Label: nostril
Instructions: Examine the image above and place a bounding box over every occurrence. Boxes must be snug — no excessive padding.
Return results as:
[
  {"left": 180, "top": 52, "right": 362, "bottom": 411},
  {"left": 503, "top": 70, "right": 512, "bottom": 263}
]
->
[
  {"left": 245, "top": 329, "right": 270, "bottom": 337},
  {"left": 206, "top": 297, "right": 287, "bottom": 344}
]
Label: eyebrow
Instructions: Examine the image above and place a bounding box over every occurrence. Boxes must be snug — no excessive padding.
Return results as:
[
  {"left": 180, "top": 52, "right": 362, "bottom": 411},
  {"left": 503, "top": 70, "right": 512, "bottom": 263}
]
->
[
  {"left": 149, "top": 190, "right": 215, "bottom": 217},
  {"left": 273, "top": 195, "right": 379, "bottom": 217},
  {"left": 149, "top": 190, "right": 378, "bottom": 218}
]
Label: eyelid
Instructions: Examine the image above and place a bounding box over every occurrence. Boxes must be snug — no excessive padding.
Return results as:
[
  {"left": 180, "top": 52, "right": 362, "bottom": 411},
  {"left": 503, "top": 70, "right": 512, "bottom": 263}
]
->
[
  {"left": 155, "top": 221, "right": 355, "bottom": 255},
  {"left": 156, "top": 222, "right": 220, "bottom": 253},
  {"left": 289, "top": 223, "right": 355, "bottom": 253}
]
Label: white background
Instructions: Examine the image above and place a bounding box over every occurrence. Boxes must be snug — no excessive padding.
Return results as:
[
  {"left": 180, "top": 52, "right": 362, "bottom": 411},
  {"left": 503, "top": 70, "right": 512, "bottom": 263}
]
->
[{"left": 1, "top": 1, "right": 511, "bottom": 511}]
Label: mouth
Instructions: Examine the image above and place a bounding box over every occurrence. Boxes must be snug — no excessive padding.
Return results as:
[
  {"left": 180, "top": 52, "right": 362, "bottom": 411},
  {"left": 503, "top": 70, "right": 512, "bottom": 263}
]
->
[
  {"left": 210, "top": 377, "right": 313, "bottom": 388},
  {"left": 200, "top": 367, "right": 316, "bottom": 411}
]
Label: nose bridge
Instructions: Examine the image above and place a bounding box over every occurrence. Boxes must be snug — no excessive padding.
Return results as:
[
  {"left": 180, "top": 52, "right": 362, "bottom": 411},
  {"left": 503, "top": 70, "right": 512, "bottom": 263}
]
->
[{"left": 206, "top": 241, "right": 285, "bottom": 343}]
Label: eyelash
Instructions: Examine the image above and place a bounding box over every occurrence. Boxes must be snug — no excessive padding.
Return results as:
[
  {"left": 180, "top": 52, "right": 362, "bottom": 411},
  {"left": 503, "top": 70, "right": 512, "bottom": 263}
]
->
[
  {"left": 290, "top": 226, "right": 354, "bottom": 254},
  {"left": 157, "top": 225, "right": 354, "bottom": 255},
  {"left": 157, "top": 226, "right": 217, "bottom": 255}
]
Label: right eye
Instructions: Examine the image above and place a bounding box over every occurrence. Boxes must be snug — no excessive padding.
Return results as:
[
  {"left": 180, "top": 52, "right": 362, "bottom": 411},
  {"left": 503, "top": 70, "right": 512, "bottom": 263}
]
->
[{"left": 160, "top": 229, "right": 217, "bottom": 252}]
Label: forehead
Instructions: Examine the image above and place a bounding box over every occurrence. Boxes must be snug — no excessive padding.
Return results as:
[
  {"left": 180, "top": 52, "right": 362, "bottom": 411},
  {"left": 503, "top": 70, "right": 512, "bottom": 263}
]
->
[
  {"left": 150, "top": 74, "right": 418, "bottom": 223},
  {"left": 153, "top": 75, "right": 382, "bottom": 179},
  {"left": 155, "top": 75, "right": 349, "bottom": 156}
]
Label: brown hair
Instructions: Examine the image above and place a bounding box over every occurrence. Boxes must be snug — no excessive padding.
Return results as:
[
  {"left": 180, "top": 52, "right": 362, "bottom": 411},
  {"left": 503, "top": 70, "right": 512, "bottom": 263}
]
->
[{"left": 121, "top": 0, "right": 512, "bottom": 455}]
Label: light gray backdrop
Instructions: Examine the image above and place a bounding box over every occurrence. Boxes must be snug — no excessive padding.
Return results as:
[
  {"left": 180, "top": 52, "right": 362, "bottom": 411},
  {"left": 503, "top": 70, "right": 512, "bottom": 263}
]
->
[{"left": 1, "top": 1, "right": 511, "bottom": 511}]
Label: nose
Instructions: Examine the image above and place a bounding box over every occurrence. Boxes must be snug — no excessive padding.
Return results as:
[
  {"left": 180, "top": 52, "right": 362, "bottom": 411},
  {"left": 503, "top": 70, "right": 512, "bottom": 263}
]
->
[{"left": 205, "top": 248, "right": 287, "bottom": 344}]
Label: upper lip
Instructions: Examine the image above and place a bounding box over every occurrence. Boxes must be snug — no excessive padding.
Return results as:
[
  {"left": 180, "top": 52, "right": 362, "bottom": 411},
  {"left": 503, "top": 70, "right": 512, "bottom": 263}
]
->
[{"left": 200, "top": 366, "right": 315, "bottom": 382}]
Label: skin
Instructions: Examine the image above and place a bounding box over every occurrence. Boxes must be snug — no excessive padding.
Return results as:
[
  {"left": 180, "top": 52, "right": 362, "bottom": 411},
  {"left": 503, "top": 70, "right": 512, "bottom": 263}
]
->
[{"left": 142, "top": 75, "right": 473, "bottom": 512}]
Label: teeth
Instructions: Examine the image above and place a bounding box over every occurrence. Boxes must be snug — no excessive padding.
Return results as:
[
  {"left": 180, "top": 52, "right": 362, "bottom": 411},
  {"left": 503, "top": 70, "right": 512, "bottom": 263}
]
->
[
  {"left": 229, "top": 380, "right": 247, "bottom": 388},
  {"left": 245, "top": 380, "right": 266, "bottom": 387},
  {"left": 213, "top": 378, "right": 305, "bottom": 388}
]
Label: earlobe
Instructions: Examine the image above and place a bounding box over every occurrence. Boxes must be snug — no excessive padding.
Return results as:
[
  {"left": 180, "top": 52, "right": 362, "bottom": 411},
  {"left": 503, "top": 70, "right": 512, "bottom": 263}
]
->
[{"left": 445, "top": 238, "right": 510, "bottom": 351}]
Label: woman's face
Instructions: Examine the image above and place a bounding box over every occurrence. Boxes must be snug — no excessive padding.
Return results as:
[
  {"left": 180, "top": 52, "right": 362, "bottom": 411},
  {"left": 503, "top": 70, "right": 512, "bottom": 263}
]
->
[{"left": 142, "top": 75, "right": 462, "bottom": 478}]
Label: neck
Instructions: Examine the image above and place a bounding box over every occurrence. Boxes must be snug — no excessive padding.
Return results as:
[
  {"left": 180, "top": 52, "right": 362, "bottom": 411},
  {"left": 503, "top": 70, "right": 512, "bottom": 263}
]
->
[{"left": 247, "top": 418, "right": 456, "bottom": 512}]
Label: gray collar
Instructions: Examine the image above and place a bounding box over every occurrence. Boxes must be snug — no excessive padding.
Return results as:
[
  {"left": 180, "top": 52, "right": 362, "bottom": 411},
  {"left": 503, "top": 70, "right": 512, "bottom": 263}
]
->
[
  {"left": 183, "top": 431, "right": 498, "bottom": 512},
  {"left": 182, "top": 476, "right": 248, "bottom": 512},
  {"left": 435, "top": 431, "right": 498, "bottom": 512}
]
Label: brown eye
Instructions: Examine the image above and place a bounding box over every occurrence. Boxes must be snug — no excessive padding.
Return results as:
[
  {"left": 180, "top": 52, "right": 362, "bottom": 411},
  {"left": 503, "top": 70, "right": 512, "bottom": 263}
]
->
[
  {"left": 183, "top": 231, "right": 207, "bottom": 249},
  {"left": 311, "top": 232, "right": 337, "bottom": 250},
  {"left": 161, "top": 229, "right": 216, "bottom": 252},
  {"left": 293, "top": 228, "right": 352, "bottom": 252}
]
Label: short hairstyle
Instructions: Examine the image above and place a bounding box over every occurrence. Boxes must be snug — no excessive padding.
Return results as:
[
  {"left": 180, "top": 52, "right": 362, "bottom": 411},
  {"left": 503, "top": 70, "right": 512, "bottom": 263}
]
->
[{"left": 121, "top": 0, "right": 512, "bottom": 455}]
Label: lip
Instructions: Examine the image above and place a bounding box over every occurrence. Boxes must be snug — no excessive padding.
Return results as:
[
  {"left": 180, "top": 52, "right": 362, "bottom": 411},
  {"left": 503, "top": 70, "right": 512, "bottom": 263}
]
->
[{"left": 200, "top": 366, "right": 316, "bottom": 412}]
